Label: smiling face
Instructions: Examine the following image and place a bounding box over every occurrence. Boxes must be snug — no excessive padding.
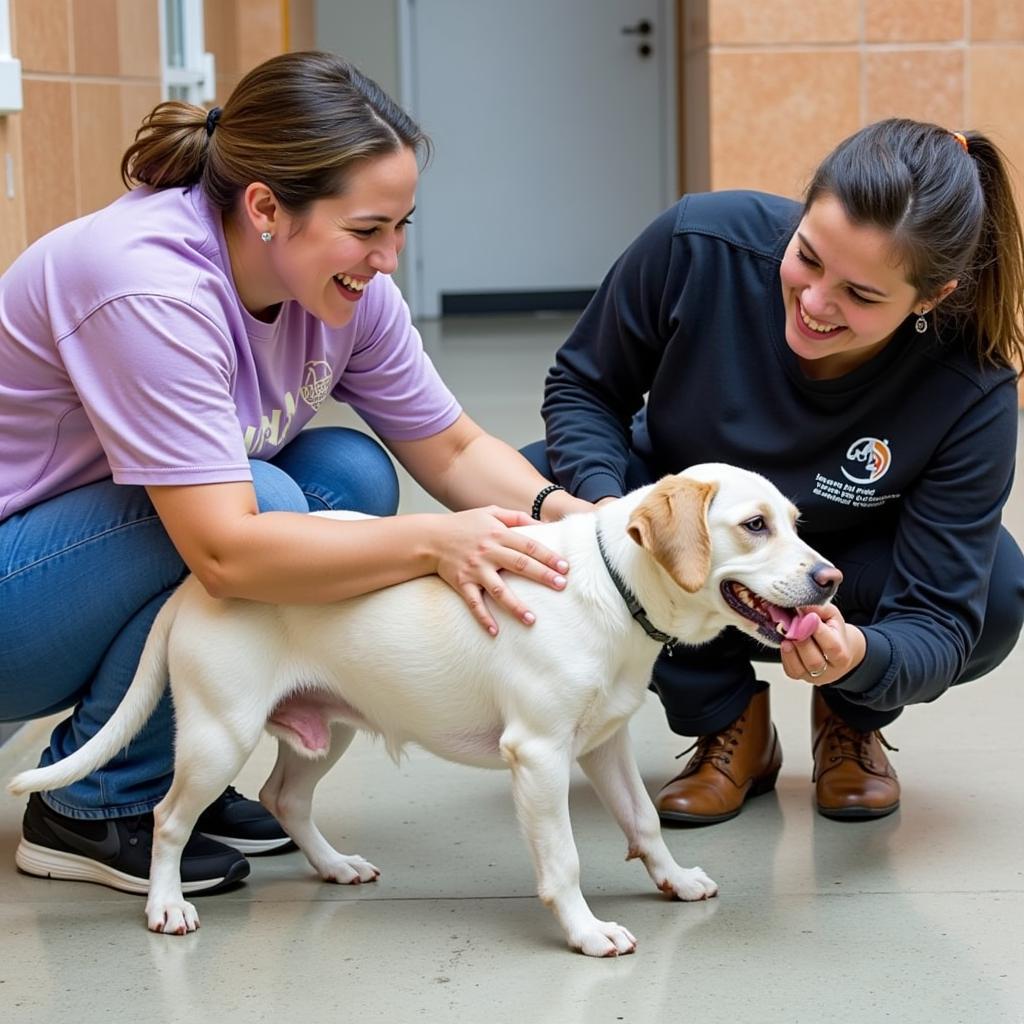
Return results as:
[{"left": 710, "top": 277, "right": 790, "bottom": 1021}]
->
[
  {"left": 241, "top": 146, "right": 419, "bottom": 327},
  {"left": 779, "top": 194, "right": 927, "bottom": 379}
]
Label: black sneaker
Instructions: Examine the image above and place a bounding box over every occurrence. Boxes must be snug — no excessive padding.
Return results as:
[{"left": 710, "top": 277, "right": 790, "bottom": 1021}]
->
[
  {"left": 15, "top": 793, "right": 249, "bottom": 895},
  {"left": 196, "top": 786, "right": 294, "bottom": 855}
]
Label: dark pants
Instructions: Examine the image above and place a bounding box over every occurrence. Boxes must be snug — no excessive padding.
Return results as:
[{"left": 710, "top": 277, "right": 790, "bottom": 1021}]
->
[{"left": 522, "top": 441, "right": 1024, "bottom": 735}]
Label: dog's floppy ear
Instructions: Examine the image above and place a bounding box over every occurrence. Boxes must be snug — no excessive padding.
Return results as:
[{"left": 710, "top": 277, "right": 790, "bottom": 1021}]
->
[{"left": 626, "top": 475, "right": 718, "bottom": 593}]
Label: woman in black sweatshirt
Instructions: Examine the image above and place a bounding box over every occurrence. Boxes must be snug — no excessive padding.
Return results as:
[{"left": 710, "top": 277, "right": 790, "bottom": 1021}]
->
[{"left": 535, "top": 119, "right": 1024, "bottom": 824}]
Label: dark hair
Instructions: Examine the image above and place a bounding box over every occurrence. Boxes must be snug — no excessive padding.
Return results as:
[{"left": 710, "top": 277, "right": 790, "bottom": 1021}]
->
[
  {"left": 805, "top": 118, "right": 1024, "bottom": 374},
  {"left": 121, "top": 51, "right": 430, "bottom": 216}
]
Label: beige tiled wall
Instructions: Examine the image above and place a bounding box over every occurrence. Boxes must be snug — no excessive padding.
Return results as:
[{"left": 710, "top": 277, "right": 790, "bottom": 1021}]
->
[
  {"left": 0, "top": 117, "right": 26, "bottom": 272},
  {"left": 0, "top": 0, "right": 314, "bottom": 272},
  {"left": 205, "top": 0, "right": 316, "bottom": 103},
  {"left": 4, "top": 0, "right": 162, "bottom": 255},
  {"left": 681, "top": 0, "right": 1024, "bottom": 205}
]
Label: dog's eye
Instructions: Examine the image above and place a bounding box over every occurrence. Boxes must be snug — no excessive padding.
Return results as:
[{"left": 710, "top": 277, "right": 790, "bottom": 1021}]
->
[{"left": 743, "top": 516, "right": 768, "bottom": 534}]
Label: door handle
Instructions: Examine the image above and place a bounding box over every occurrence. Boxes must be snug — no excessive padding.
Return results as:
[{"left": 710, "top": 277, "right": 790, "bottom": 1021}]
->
[{"left": 621, "top": 19, "right": 653, "bottom": 36}]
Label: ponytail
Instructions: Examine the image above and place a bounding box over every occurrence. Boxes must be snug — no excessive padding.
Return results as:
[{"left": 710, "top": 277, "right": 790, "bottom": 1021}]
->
[
  {"left": 120, "top": 101, "right": 209, "bottom": 190},
  {"left": 962, "top": 132, "right": 1024, "bottom": 373}
]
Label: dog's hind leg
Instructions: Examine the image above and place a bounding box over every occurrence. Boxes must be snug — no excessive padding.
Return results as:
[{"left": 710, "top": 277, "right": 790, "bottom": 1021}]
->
[
  {"left": 501, "top": 731, "right": 637, "bottom": 957},
  {"left": 147, "top": 715, "right": 259, "bottom": 936},
  {"left": 577, "top": 727, "right": 717, "bottom": 901},
  {"left": 260, "top": 724, "right": 379, "bottom": 884}
]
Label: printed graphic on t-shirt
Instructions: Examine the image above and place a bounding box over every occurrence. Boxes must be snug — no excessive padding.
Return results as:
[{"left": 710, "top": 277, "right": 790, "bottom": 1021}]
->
[
  {"left": 300, "top": 361, "right": 333, "bottom": 409},
  {"left": 242, "top": 359, "right": 334, "bottom": 455},
  {"left": 813, "top": 436, "right": 901, "bottom": 510}
]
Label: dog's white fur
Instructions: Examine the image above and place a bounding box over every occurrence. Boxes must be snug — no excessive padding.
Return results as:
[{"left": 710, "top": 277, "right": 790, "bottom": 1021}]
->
[{"left": 10, "top": 464, "right": 838, "bottom": 957}]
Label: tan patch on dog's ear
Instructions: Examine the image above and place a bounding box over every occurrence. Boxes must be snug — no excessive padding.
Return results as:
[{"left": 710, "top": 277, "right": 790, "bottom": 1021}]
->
[{"left": 627, "top": 476, "right": 718, "bottom": 593}]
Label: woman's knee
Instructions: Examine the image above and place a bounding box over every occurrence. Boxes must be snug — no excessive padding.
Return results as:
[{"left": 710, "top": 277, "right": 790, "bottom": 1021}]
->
[
  {"left": 518, "top": 440, "right": 654, "bottom": 492},
  {"left": 520, "top": 440, "right": 552, "bottom": 477},
  {"left": 250, "top": 459, "right": 310, "bottom": 514},
  {"left": 971, "top": 528, "right": 1024, "bottom": 673},
  {"left": 270, "top": 427, "right": 400, "bottom": 516}
]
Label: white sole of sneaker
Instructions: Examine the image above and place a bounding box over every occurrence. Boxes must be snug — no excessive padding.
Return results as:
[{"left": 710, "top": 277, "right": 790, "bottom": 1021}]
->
[
  {"left": 14, "top": 839, "right": 243, "bottom": 895},
  {"left": 199, "top": 832, "right": 294, "bottom": 855}
]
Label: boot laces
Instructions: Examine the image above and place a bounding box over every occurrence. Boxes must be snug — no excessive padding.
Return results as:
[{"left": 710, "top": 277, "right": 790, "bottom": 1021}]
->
[
  {"left": 827, "top": 717, "right": 898, "bottom": 767},
  {"left": 675, "top": 714, "right": 746, "bottom": 767}
]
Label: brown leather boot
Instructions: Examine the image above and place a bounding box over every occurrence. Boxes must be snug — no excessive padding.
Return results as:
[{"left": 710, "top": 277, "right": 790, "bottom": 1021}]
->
[
  {"left": 655, "top": 688, "right": 782, "bottom": 824},
  {"left": 812, "top": 689, "right": 900, "bottom": 820}
]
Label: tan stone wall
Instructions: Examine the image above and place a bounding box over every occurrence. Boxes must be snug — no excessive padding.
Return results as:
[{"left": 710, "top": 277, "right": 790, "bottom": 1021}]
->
[
  {"left": 0, "top": 0, "right": 314, "bottom": 273},
  {"left": 680, "top": 0, "right": 1024, "bottom": 203},
  {"left": 2, "top": 0, "right": 162, "bottom": 262},
  {"left": 205, "top": 0, "right": 315, "bottom": 101}
]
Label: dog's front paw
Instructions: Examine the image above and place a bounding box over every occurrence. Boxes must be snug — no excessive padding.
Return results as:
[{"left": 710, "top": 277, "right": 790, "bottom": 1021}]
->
[
  {"left": 318, "top": 853, "right": 380, "bottom": 885},
  {"left": 572, "top": 920, "right": 638, "bottom": 958},
  {"left": 659, "top": 865, "right": 718, "bottom": 901},
  {"left": 146, "top": 899, "right": 200, "bottom": 935}
]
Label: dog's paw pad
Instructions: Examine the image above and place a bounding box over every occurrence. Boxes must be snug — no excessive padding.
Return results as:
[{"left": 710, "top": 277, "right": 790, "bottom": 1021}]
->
[
  {"left": 147, "top": 901, "right": 200, "bottom": 935},
  {"left": 575, "top": 921, "right": 637, "bottom": 958}
]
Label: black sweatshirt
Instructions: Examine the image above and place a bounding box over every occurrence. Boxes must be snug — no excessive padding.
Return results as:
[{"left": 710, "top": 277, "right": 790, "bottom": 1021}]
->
[{"left": 542, "top": 191, "right": 1019, "bottom": 711}]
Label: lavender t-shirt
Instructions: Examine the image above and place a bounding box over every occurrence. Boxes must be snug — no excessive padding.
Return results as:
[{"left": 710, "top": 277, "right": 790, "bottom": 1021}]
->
[{"left": 0, "top": 186, "right": 461, "bottom": 522}]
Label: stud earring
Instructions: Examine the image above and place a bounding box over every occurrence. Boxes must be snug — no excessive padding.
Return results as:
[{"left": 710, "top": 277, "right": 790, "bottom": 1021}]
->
[
  {"left": 915, "top": 309, "right": 929, "bottom": 334},
  {"left": 260, "top": 231, "right": 273, "bottom": 244}
]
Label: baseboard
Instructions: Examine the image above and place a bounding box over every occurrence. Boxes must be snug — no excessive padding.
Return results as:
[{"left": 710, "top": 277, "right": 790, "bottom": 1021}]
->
[{"left": 440, "top": 289, "right": 594, "bottom": 316}]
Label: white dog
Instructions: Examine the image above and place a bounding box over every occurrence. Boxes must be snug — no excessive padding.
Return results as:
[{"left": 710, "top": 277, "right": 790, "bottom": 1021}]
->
[{"left": 10, "top": 464, "right": 839, "bottom": 957}]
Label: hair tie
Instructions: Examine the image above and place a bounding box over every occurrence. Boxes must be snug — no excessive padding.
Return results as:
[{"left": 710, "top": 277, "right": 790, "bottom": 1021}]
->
[
  {"left": 205, "top": 106, "right": 222, "bottom": 138},
  {"left": 950, "top": 130, "right": 968, "bottom": 153}
]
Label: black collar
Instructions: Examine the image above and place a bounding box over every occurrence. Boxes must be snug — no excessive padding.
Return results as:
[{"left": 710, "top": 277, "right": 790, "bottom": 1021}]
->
[{"left": 595, "top": 528, "right": 678, "bottom": 653}]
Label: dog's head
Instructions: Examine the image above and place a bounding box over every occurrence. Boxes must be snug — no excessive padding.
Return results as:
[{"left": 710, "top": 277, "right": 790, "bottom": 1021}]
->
[{"left": 625, "top": 464, "right": 841, "bottom": 646}]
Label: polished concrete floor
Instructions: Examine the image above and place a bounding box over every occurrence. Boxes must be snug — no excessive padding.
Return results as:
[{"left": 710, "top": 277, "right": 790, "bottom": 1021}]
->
[{"left": 1, "top": 315, "right": 1022, "bottom": 1024}]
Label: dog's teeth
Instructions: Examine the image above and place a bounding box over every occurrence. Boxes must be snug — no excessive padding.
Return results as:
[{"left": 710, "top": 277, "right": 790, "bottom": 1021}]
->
[{"left": 776, "top": 622, "right": 787, "bottom": 636}]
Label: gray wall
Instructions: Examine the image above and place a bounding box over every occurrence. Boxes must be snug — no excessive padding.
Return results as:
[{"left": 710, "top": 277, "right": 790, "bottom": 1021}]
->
[{"left": 315, "top": 1, "right": 400, "bottom": 101}]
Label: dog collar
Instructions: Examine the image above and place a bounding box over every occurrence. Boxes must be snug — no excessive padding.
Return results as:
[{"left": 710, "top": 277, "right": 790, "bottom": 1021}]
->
[{"left": 595, "top": 528, "right": 678, "bottom": 654}]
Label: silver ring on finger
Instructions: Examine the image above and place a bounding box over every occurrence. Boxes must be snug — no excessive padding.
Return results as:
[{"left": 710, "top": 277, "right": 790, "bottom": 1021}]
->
[{"left": 808, "top": 666, "right": 828, "bottom": 679}]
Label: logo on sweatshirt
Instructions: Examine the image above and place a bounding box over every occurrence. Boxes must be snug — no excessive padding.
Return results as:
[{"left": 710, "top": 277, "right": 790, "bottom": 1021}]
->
[{"left": 840, "top": 437, "right": 892, "bottom": 484}]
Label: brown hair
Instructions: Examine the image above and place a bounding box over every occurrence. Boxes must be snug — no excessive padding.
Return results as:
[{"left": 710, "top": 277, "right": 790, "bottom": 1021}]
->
[
  {"left": 805, "top": 118, "right": 1024, "bottom": 374},
  {"left": 121, "top": 51, "right": 430, "bottom": 216}
]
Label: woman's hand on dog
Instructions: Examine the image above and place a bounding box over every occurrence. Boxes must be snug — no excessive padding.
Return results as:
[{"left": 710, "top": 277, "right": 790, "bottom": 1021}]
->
[
  {"left": 432, "top": 506, "right": 571, "bottom": 635},
  {"left": 779, "top": 604, "right": 867, "bottom": 685}
]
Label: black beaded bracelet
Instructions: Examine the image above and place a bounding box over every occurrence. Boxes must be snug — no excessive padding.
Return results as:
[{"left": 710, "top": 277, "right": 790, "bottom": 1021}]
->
[{"left": 531, "top": 483, "right": 566, "bottom": 520}]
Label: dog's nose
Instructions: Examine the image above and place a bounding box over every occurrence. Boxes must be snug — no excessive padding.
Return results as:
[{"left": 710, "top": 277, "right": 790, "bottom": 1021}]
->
[{"left": 812, "top": 563, "right": 843, "bottom": 597}]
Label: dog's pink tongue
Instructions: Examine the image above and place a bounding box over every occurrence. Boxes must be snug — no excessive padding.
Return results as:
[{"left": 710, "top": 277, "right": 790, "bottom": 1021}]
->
[{"left": 786, "top": 611, "right": 821, "bottom": 643}]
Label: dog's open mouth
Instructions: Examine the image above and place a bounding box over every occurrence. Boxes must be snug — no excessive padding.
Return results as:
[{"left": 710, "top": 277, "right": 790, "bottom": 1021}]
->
[{"left": 721, "top": 581, "right": 820, "bottom": 644}]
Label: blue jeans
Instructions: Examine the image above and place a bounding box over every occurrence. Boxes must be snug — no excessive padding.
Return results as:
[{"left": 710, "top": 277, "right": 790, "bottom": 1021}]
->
[{"left": 0, "top": 427, "right": 399, "bottom": 819}]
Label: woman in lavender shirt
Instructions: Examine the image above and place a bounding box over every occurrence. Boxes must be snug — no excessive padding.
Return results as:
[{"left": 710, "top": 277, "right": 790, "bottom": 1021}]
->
[{"left": 0, "top": 52, "right": 588, "bottom": 896}]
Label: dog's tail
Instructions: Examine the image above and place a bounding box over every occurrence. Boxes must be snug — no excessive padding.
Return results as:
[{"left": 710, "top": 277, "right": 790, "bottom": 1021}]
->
[{"left": 7, "top": 584, "right": 185, "bottom": 797}]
